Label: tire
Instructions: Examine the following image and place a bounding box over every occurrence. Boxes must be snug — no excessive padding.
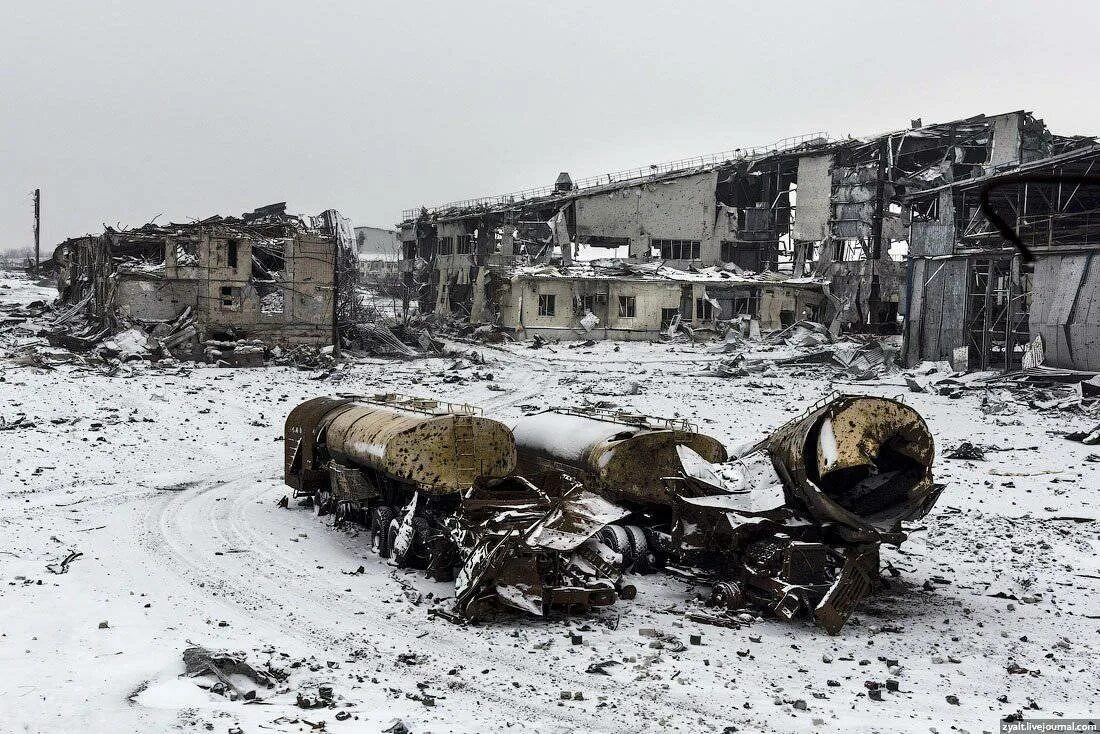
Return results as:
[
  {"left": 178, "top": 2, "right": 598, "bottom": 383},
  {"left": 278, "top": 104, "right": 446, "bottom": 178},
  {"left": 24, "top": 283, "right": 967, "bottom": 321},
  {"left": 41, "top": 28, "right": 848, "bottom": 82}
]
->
[
  {"left": 387, "top": 518, "right": 406, "bottom": 566},
  {"left": 371, "top": 506, "right": 396, "bottom": 558},
  {"left": 334, "top": 501, "right": 357, "bottom": 526},
  {"left": 598, "top": 525, "right": 631, "bottom": 571},
  {"left": 410, "top": 517, "right": 431, "bottom": 567},
  {"left": 624, "top": 525, "right": 650, "bottom": 572}
]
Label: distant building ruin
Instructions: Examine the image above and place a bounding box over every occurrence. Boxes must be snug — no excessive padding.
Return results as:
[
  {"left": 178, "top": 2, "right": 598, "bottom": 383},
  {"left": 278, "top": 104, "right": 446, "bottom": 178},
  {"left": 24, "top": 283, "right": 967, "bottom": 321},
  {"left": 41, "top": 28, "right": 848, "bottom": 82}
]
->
[
  {"left": 399, "top": 111, "right": 1095, "bottom": 351},
  {"left": 51, "top": 203, "right": 355, "bottom": 355}
]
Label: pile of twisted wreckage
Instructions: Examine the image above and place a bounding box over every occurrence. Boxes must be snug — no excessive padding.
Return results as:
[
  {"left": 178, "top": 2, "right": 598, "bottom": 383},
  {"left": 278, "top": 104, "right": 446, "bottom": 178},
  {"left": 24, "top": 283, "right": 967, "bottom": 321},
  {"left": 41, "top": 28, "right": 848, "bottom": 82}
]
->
[{"left": 284, "top": 391, "right": 941, "bottom": 634}]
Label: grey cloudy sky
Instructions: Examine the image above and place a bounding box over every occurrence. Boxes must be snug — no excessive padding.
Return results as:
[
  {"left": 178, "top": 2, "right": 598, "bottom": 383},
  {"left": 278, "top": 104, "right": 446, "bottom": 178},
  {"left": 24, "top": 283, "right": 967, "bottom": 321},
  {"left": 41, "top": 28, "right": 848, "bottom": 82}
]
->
[{"left": 2, "top": 0, "right": 1098, "bottom": 251}]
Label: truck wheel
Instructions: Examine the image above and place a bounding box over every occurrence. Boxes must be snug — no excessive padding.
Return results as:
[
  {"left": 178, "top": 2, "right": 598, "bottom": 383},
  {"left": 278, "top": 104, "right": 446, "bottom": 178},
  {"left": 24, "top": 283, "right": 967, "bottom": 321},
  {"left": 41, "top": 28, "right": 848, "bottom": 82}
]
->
[
  {"left": 624, "top": 525, "right": 650, "bottom": 572},
  {"left": 410, "top": 517, "right": 431, "bottom": 568},
  {"left": 598, "top": 525, "right": 631, "bottom": 571},
  {"left": 387, "top": 518, "right": 407, "bottom": 567},
  {"left": 371, "top": 506, "right": 395, "bottom": 558}
]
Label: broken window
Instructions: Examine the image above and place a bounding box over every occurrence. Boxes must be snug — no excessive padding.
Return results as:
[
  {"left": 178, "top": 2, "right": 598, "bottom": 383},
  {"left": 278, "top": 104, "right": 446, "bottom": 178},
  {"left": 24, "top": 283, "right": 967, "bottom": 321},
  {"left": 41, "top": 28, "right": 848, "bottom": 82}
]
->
[
  {"left": 219, "top": 286, "right": 242, "bottom": 311},
  {"left": 581, "top": 293, "right": 607, "bottom": 314},
  {"left": 226, "top": 239, "right": 238, "bottom": 268},
  {"left": 617, "top": 295, "right": 636, "bottom": 318},
  {"left": 695, "top": 298, "right": 714, "bottom": 320},
  {"left": 722, "top": 290, "right": 760, "bottom": 317},
  {"left": 538, "top": 294, "right": 555, "bottom": 317},
  {"left": 260, "top": 289, "right": 285, "bottom": 314},
  {"left": 583, "top": 235, "right": 631, "bottom": 248},
  {"left": 457, "top": 235, "right": 473, "bottom": 255},
  {"left": 721, "top": 241, "right": 766, "bottom": 272},
  {"left": 175, "top": 238, "right": 199, "bottom": 266},
  {"left": 651, "top": 239, "right": 701, "bottom": 260},
  {"left": 660, "top": 307, "right": 680, "bottom": 329},
  {"left": 438, "top": 236, "right": 454, "bottom": 256}
]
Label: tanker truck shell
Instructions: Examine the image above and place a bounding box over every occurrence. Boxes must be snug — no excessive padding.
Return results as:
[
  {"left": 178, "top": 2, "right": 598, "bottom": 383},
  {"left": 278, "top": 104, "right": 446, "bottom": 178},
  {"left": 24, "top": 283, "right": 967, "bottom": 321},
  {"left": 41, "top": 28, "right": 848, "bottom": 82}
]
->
[
  {"left": 511, "top": 408, "right": 728, "bottom": 509},
  {"left": 285, "top": 395, "right": 516, "bottom": 496},
  {"left": 761, "top": 394, "right": 939, "bottom": 535}
]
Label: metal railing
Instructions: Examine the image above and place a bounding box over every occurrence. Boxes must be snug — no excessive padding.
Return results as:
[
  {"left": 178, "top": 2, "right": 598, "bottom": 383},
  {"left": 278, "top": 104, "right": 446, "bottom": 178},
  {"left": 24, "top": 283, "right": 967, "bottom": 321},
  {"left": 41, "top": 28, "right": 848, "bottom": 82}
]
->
[
  {"left": 401, "top": 131, "right": 828, "bottom": 221},
  {"left": 336, "top": 392, "right": 482, "bottom": 416}
]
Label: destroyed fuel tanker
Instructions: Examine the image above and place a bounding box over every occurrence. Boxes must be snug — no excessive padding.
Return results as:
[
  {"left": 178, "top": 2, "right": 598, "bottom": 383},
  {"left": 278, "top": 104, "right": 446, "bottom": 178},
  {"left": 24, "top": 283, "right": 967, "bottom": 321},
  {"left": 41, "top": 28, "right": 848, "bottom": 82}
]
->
[
  {"left": 284, "top": 394, "right": 632, "bottom": 617},
  {"left": 511, "top": 407, "right": 728, "bottom": 571},
  {"left": 672, "top": 394, "right": 941, "bottom": 633}
]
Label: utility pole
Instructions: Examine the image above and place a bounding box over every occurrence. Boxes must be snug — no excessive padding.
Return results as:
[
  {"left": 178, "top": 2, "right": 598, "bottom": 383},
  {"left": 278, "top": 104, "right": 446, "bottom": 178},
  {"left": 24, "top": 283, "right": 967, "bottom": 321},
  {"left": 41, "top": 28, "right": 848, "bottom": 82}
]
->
[
  {"left": 331, "top": 235, "right": 341, "bottom": 359},
  {"left": 33, "top": 188, "right": 41, "bottom": 276}
]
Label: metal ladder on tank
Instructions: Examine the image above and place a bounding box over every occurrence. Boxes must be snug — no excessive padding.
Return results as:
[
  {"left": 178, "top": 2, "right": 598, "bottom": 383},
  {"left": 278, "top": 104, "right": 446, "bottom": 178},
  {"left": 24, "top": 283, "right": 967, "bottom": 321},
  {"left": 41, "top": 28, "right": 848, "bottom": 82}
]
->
[{"left": 452, "top": 416, "right": 481, "bottom": 488}]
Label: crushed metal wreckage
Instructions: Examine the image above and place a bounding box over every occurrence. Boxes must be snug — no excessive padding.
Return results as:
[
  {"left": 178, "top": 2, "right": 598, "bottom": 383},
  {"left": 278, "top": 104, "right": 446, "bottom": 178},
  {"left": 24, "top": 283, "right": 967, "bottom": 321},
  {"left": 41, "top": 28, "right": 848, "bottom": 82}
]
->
[
  {"left": 284, "top": 390, "right": 941, "bottom": 633},
  {"left": 284, "top": 394, "right": 632, "bottom": 618},
  {"left": 669, "top": 394, "right": 940, "bottom": 633}
]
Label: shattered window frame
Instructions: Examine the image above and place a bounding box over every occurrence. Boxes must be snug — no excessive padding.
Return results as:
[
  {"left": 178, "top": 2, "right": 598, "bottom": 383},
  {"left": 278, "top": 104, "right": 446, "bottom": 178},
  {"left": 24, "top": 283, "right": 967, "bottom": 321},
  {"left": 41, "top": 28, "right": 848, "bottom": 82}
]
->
[
  {"left": 695, "top": 298, "right": 714, "bottom": 320},
  {"left": 660, "top": 307, "right": 680, "bottom": 328},
  {"left": 651, "top": 238, "right": 701, "bottom": 260},
  {"left": 219, "top": 285, "right": 242, "bottom": 311},
  {"left": 617, "top": 295, "right": 636, "bottom": 318},
  {"left": 537, "top": 293, "right": 555, "bottom": 317},
  {"left": 438, "top": 236, "right": 454, "bottom": 256}
]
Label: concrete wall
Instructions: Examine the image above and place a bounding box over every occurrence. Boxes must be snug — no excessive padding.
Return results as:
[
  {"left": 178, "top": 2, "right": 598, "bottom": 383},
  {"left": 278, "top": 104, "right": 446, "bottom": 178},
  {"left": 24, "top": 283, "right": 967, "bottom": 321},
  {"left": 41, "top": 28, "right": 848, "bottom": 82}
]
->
[
  {"left": 115, "top": 277, "right": 198, "bottom": 321},
  {"left": 573, "top": 171, "right": 727, "bottom": 266},
  {"left": 499, "top": 274, "right": 816, "bottom": 340},
  {"left": 118, "top": 230, "right": 334, "bottom": 347},
  {"left": 793, "top": 153, "right": 832, "bottom": 241}
]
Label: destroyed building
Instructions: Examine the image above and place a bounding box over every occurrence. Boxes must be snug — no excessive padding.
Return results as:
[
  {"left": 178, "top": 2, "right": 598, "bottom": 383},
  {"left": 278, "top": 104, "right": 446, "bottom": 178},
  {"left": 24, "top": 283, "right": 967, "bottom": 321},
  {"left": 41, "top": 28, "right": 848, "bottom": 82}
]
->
[
  {"left": 354, "top": 225, "right": 400, "bottom": 277},
  {"left": 50, "top": 203, "right": 355, "bottom": 357},
  {"left": 399, "top": 111, "right": 1089, "bottom": 342},
  {"left": 903, "top": 141, "right": 1100, "bottom": 372}
]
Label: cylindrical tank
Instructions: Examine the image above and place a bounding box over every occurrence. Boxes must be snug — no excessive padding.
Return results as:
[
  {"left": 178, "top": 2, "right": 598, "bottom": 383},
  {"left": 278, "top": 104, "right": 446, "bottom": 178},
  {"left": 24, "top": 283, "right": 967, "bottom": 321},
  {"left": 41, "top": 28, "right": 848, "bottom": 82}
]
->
[
  {"left": 762, "top": 394, "right": 939, "bottom": 534},
  {"left": 285, "top": 395, "right": 516, "bottom": 494},
  {"left": 512, "top": 409, "right": 728, "bottom": 507}
]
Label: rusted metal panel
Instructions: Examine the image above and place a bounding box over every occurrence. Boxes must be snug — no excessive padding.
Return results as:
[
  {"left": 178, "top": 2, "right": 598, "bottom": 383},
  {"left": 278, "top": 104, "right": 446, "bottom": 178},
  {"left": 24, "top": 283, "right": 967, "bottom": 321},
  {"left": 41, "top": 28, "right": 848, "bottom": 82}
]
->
[
  {"left": 285, "top": 394, "right": 516, "bottom": 495},
  {"left": 284, "top": 396, "right": 354, "bottom": 491}
]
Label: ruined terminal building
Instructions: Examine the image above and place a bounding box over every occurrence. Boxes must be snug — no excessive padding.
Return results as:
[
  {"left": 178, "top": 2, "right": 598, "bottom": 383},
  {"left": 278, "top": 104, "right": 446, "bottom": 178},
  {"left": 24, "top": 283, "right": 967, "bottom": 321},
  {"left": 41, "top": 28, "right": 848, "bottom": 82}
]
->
[
  {"left": 903, "top": 139, "right": 1100, "bottom": 372},
  {"left": 51, "top": 203, "right": 355, "bottom": 355},
  {"left": 399, "top": 112, "right": 1095, "bottom": 352}
]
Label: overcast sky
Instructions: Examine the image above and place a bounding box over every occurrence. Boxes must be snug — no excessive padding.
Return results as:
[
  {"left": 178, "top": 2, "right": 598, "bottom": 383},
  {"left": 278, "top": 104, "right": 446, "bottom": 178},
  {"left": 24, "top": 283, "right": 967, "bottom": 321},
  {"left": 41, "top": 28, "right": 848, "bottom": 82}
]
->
[{"left": 2, "top": 0, "right": 1098, "bottom": 251}]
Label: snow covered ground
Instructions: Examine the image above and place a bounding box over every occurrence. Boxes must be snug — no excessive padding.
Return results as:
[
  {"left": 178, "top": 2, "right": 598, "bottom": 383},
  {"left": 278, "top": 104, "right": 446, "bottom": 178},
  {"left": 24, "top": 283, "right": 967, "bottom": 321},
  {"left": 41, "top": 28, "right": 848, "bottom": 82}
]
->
[{"left": 1, "top": 268, "right": 1098, "bottom": 733}]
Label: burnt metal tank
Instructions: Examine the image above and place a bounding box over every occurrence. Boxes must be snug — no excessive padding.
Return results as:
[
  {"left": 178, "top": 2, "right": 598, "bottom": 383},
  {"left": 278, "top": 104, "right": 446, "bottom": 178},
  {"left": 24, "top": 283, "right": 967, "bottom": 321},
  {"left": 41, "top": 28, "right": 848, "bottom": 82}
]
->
[
  {"left": 511, "top": 408, "right": 728, "bottom": 508},
  {"left": 761, "top": 394, "right": 939, "bottom": 536},
  {"left": 285, "top": 394, "right": 516, "bottom": 495}
]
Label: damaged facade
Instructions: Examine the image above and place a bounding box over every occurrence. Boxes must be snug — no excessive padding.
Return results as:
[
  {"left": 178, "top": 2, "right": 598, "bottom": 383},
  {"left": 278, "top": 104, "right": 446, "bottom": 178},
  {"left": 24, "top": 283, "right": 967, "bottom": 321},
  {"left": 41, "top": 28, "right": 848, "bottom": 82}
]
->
[
  {"left": 903, "top": 141, "right": 1100, "bottom": 372},
  {"left": 50, "top": 203, "right": 355, "bottom": 359},
  {"left": 400, "top": 112, "right": 1094, "bottom": 348}
]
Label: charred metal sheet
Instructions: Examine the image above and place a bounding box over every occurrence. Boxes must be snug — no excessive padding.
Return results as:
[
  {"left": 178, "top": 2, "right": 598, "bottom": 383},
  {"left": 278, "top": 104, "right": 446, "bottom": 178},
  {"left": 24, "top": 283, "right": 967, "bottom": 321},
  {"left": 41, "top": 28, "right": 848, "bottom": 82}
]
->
[
  {"left": 814, "top": 552, "right": 873, "bottom": 635},
  {"left": 452, "top": 477, "right": 628, "bottom": 618}
]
